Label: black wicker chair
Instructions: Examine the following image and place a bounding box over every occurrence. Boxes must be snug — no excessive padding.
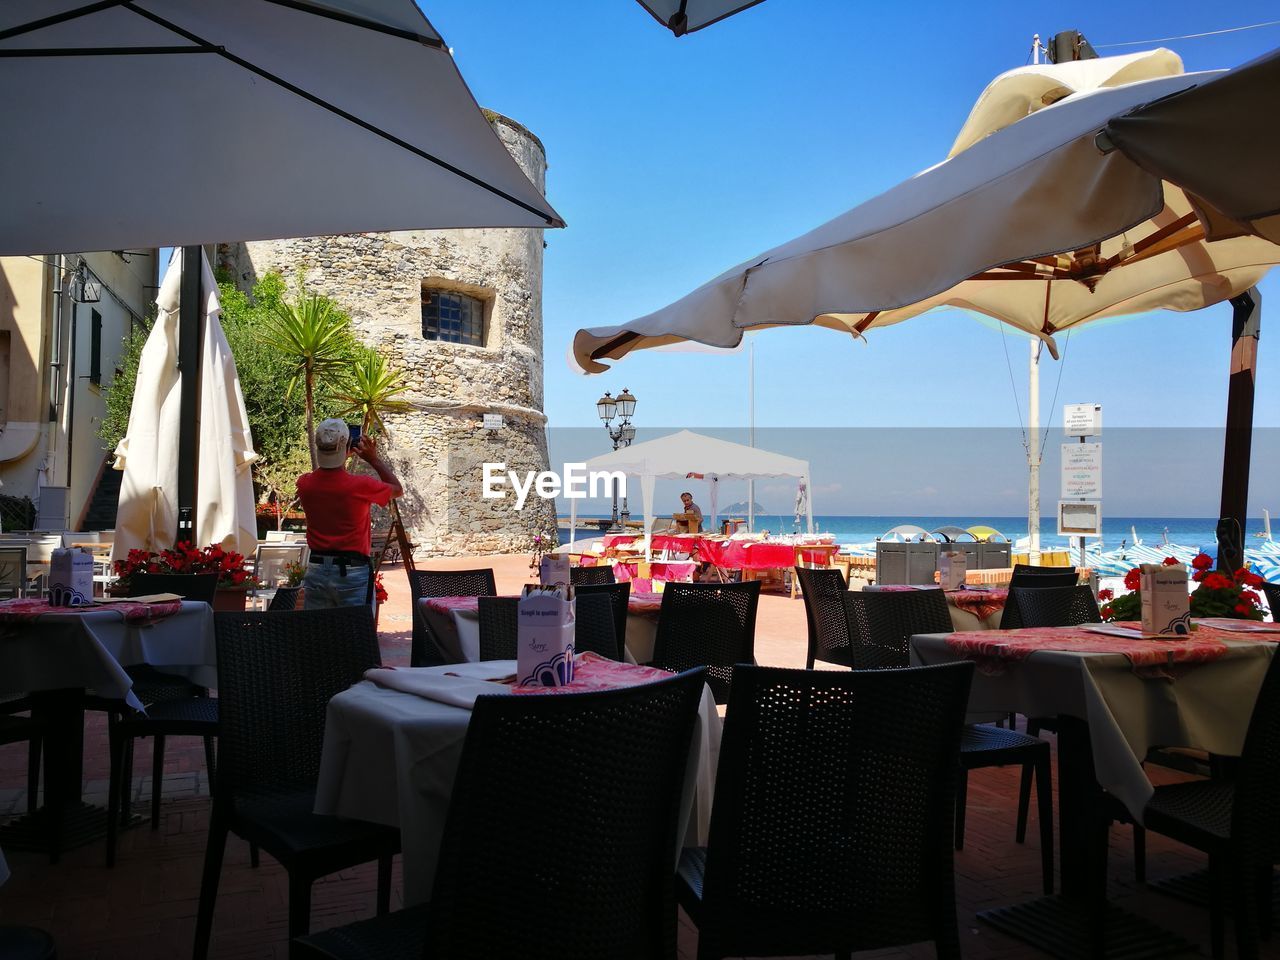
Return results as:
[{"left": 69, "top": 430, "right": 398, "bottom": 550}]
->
[
  {"left": 476, "top": 596, "right": 518, "bottom": 661},
  {"left": 292, "top": 668, "right": 708, "bottom": 960},
  {"left": 268, "top": 585, "right": 302, "bottom": 611},
  {"left": 570, "top": 564, "right": 616, "bottom": 586},
  {"left": 0, "top": 926, "right": 57, "bottom": 960},
  {"left": 574, "top": 591, "right": 623, "bottom": 660},
  {"left": 103, "top": 573, "right": 222, "bottom": 864},
  {"left": 678, "top": 662, "right": 973, "bottom": 960},
  {"left": 794, "top": 565, "right": 850, "bottom": 669},
  {"left": 408, "top": 568, "right": 497, "bottom": 667},
  {"left": 0, "top": 698, "right": 42, "bottom": 816},
  {"left": 575, "top": 581, "right": 630, "bottom": 660},
  {"left": 844, "top": 589, "right": 1054, "bottom": 894},
  {"left": 193, "top": 608, "right": 399, "bottom": 959},
  {"left": 1007, "top": 584, "right": 1101, "bottom": 630},
  {"left": 998, "top": 566, "right": 1080, "bottom": 629},
  {"left": 1138, "top": 648, "right": 1280, "bottom": 959},
  {"left": 649, "top": 581, "right": 760, "bottom": 704}
]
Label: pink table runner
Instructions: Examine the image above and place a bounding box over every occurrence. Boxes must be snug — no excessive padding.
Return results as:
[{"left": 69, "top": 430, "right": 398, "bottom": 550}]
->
[
  {"left": 0, "top": 598, "right": 184, "bottom": 623},
  {"left": 602, "top": 533, "right": 640, "bottom": 549},
  {"left": 871, "top": 584, "right": 1007, "bottom": 621},
  {"left": 943, "top": 621, "right": 1271, "bottom": 669},
  {"left": 652, "top": 534, "right": 705, "bottom": 554},
  {"left": 512, "top": 652, "right": 672, "bottom": 695}
]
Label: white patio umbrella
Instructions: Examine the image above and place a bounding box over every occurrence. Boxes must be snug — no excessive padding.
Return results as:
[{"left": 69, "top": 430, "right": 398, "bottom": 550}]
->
[
  {"left": 0, "top": 0, "right": 562, "bottom": 254},
  {"left": 1, "top": 0, "right": 562, "bottom": 546},
  {"left": 634, "top": 0, "right": 766, "bottom": 36},
  {"left": 112, "top": 248, "right": 258, "bottom": 561},
  {"left": 573, "top": 57, "right": 1276, "bottom": 371}
]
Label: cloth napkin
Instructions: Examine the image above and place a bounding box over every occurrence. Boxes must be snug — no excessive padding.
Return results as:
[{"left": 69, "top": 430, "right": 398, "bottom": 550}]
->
[{"left": 363, "top": 663, "right": 514, "bottom": 709}]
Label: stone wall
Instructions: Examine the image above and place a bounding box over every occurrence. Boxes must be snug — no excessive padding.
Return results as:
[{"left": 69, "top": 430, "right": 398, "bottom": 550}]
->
[{"left": 221, "top": 114, "right": 556, "bottom": 557}]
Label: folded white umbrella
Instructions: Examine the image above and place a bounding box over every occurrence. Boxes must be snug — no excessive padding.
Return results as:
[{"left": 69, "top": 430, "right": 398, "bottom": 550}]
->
[
  {"left": 573, "top": 54, "right": 1279, "bottom": 371},
  {"left": 113, "top": 249, "right": 258, "bottom": 561},
  {"left": 0, "top": 0, "right": 562, "bottom": 256}
]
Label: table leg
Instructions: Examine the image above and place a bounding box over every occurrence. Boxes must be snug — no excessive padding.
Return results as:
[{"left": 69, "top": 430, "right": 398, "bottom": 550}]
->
[
  {"left": 0, "top": 689, "right": 125, "bottom": 859},
  {"left": 978, "top": 716, "right": 1197, "bottom": 959}
]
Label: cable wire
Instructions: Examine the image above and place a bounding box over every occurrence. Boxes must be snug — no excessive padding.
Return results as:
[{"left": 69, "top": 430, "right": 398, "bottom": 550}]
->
[
  {"left": 1095, "top": 18, "right": 1280, "bottom": 48},
  {"left": 1039, "top": 328, "right": 1072, "bottom": 459},
  {"left": 998, "top": 322, "right": 1031, "bottom": 455}
]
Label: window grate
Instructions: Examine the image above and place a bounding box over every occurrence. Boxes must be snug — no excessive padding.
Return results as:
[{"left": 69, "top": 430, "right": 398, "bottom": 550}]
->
[{"left": 422, "top": 290, "right": 484, "bottom": 346}]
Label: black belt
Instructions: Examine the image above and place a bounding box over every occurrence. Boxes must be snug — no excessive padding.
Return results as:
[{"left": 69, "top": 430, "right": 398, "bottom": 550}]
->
[{"left": 310, "top": 551, "right": 370, "bottom": 563}]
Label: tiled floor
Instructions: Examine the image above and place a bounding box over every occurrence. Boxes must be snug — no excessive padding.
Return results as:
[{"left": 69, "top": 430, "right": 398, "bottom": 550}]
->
[{"left": 0, "top": 558, "right": 1273, "bottom": 958}]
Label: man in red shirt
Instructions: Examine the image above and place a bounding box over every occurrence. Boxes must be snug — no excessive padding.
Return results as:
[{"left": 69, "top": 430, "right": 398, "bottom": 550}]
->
[{"left": 296, "top": 418, "right": 403, "bottom": 609}]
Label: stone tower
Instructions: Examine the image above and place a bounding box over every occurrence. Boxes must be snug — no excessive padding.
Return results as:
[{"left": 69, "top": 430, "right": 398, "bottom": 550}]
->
[{"left": 219, "top": 113, "right": 557, "bottom": 557}]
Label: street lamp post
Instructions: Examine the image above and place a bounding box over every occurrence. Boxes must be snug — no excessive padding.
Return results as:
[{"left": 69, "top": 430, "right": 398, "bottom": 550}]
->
[{"left": 596, "top": 388, "right": 637, "bottom": 532}]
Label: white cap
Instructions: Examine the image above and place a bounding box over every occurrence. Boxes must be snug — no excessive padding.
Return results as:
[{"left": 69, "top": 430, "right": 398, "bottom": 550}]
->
[{"left": 315, "top": 418, "right": 349, "bottom": 468}]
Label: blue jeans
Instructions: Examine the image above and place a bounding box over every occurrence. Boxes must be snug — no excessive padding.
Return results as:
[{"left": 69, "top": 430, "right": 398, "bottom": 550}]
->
[{"left": 302, "top": 557, "right": 371, "bottom": 609}]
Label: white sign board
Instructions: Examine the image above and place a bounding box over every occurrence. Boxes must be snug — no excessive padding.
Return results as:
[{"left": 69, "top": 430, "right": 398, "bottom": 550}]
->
[
  {"left": 1058, "top": 501, "right": 1102, "bottom": 537},
  {"left": 1063, "top": 403, "right": 1102, "bottom": 437},
  {"left": 482, "top": 413, "right": 504, "bottom": 431},
  {"left": 1060, "top": 442, "right": 1102, "bottom": 499}
]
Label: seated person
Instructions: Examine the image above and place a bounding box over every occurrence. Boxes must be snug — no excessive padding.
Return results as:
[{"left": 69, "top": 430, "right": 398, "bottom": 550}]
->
[{"left": 674, "top": 491, "right": 703, "bottom": 534}]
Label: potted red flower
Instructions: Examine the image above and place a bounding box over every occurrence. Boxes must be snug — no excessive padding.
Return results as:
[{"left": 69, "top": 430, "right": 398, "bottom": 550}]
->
[
  {"left": 112, "top": 542, "right": 260, "bottom": 611},
  {"left": 1100, "top": 553, "right": 1265, "bottom": 622}
]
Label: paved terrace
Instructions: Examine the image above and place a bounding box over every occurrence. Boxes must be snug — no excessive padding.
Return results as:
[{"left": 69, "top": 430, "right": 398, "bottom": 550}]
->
[{"left": 0, "top": 555, "right": 1261, "bottom": 959}]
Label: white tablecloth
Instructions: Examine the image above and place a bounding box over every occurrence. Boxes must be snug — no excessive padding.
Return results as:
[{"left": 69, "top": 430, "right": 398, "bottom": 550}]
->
[
  {"left": 911, "top": 632, "right": 1276, "bottom": 819},
  {"left": 314, "top": 660, "right": 721, "bottom": 905},
  {"left": 0, "top": 601, "right": 216, "bottom": 709}
]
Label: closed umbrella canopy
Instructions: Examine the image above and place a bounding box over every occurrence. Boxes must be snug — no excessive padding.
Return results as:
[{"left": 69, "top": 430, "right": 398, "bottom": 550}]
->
[
  {"left": 573, "top": 54, "right": 1278, "bottom": 371},
  {"left": 0, "top": 0, "right": 562, "bottom": 256},
  {"left": 634, "top": 0, "right": 766, "bottom": 36},
  {"left": 112, "top": 249, "right": 258, "bottom": 561},
  {"left": 1103, "top": 47, "right": 1280, "bottom": 244}
]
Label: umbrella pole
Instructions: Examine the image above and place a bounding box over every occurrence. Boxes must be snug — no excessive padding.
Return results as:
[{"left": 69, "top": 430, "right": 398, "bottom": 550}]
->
[
  {"left": 1216, "top": 288, "right": 1260, "bottom": 572},
  {"left": 176, "top": 245, "right": 202, "bottom": 544}
]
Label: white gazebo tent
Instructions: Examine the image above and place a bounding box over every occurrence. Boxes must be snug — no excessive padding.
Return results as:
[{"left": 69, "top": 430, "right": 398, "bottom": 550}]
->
[{"left": 567, "top": 430, "right": 812, "bottom": 553}]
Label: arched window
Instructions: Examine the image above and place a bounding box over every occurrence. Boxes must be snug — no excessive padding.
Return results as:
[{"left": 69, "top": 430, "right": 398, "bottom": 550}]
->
[{"left": 421, "top": 289, "right": 485, "bottom": 346}]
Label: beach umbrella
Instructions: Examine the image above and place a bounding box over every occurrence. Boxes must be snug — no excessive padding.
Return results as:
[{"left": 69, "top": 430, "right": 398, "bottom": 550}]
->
[
  {"left": 634, "top": 0, "right": 766, "bottom": 36},
  {"left": 0, "top": 0, "right": 562, "bottom": 543},
  {"left": 1101, "top": 48, "right": 1280, "bottom": 245},
  {"left": 572, "top": 53, "right": 1274, "bottom": 370},
  {"left": 112, "top": 249, "right": 258, "bottom": 561}
]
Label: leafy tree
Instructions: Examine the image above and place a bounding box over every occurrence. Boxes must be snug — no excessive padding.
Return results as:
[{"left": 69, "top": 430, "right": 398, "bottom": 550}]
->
[
  {"left": 254, "top": 436, "right": 313, "bottom": 530},
  {"left": 98, "top": 321, "right": 150, "bottom": 453},
  {"left": 262, "top": 289, "right": 358, "bottom": 467},
  {"left": 335, "top": 350, "right": 416, "bottom": 437}
]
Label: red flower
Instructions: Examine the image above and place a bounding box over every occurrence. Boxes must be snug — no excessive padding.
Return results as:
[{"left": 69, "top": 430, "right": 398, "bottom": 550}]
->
[
  {"left": 1241, "top": 589, "right": 1261, "bottom": 606},
  {"left": 374, "top": 572, "right": 388, "bottom": 605},
  {"left": 1192, "top": 570, "right": 1205, "bottom": 582},
  {"left": 1191, "top": 553, "right": 1213, "bottom": 571},
  {"left": 1123, "top": 568, "right": 1141, "bottom": 592},
  {"left": 1163, "top": 556, "right": 1180, "bottom": 566},
  {"left": 1097, "top": 588, "right": 1114, "bottom": 601},
  {"left": 1235, "top": 602, "right": 1251, "bottom": 615},
  {"left": 1100, "top": 604, "right": 1113, "bottom": 620},
  {"left": 1203, "top": 572, "right": 1232, "bottom": 591}
]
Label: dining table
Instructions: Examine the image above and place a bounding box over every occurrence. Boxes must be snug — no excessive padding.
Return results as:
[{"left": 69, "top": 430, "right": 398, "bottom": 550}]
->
[
  {"left": 314, "top": 656, "right": 721, "bottom": 905},
  {"left": 418, "top": 591, "right": 667, "bottom": 665},
  {"left": 0, "top": 598, "right": 214, "bottom": 854},
  {"left": 911, "top": 619, "right": 1280, "bottom": 959}
]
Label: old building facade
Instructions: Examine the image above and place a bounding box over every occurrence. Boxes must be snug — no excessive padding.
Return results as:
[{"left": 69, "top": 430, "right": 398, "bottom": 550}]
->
[{"left": 220, "top": 113, "right": 556, "bottom": 556}]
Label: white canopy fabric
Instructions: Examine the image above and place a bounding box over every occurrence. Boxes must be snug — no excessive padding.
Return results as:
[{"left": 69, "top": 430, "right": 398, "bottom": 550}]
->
[
  {"left": 0, "top": 0, "right": 562, "bottom": 256},
  {"left": 573, "top": 53, "right": 1280, "bottom": 372},
  {"left": 568, "top": 430, "right": 811, "bottom": 552},
  {"left": 634, "top": 0, "right": 765, "bottom": 36},
  {"left": 1104, "top": 47, "right": 1280, "bottom": 245},
  {"left": 112, "top": 249, "right": 258, "bottom": 561}
]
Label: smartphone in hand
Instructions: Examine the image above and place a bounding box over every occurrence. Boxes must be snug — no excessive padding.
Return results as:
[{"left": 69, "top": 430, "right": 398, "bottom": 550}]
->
[{"left": 348, "top": 423, "right": 362, "bottom": 447}]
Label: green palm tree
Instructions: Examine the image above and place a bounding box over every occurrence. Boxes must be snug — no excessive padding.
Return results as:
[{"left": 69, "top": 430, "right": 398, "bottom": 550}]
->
[
  {"left": 336, "top": 351, "right": 415, "bottom": 438},
  {"left": 263, "top": 292, "right": 352, "bottom": 468}
]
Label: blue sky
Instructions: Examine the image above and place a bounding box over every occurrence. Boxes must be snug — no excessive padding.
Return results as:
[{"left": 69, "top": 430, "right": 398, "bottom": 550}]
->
[
  {"left": 412, "top": 1, "right": 1280, "bottom": 520},
  {"left": 422, "top": 0, "right": 1279, "bottom": 436}
]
